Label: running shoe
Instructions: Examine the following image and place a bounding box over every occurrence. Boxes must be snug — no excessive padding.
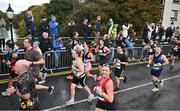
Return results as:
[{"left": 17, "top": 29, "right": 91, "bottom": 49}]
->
[
  {"left": 152, "top": 87, "right": 159, "bottom": 92},
  {"left": 66, "top": 75, "right": 73, "bottom": 80},
  {"left": 114, "top": 87, "right": 120, "bottom": 92},
  {"left": 1, "top": 91, "right": 11, "bottom": 97},
  {"left": 88, "top": 94, "right": 94, "bottom": 102},
  {"left": 159, "top": 80, "right": 164, "bottom": 88},
  {"left": 76, "top": 84, "right": 83, "bottom": 89},
  {"left": 38, "top": 80, "right": 46, "bottom": 84},
  {"left": 66, "top": 99, "right": 74, "bottom": 105},
  {"left": 146, "top": 64, "right": 150, "bottom": 68},
  {"left": 48, "top": 86, "right": 54, "bottom": 95}
]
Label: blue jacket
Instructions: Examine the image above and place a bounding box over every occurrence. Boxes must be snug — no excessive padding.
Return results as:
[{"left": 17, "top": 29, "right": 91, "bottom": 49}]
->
[
  {"left": 24, "top": 16, "right": 35, "bottom": 31},
  {"left": 53, "top": 39, "right": 64, "bottom": 50},
  {"left": 49, "top": 20, "right": 59, "bottom": 35},
  {"left": 125, "top": 39, "right": 134, "bottom": 49}
]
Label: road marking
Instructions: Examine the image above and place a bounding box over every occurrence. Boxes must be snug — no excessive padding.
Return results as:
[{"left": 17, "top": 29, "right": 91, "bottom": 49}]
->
[{"left": 44, "top": 74, "right": 180, "bottom": 111}]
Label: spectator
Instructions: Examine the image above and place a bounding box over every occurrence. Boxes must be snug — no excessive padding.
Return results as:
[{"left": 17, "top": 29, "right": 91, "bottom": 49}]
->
[
  {"left": 0, "top": 17, "right": 8, "bottom": 48},
  {"left": 122, "top": 23, "right": 130, "bottom": 40},
  {"left": 116, "top": 30, "right": 125, "bottom": 47},
  {"left": 128, "top": 23, "right": 135, "bottom": 40},
  {"left": 67, "top": 20, "right": 77, "bottom": 39},
  {"left": 24, "top": 10, "right": 35, "bottom": 41},
  {"left": 147, "top": 23, "right": 153, "bottom": 42},
  {"left": 106, "top": 18, "right": 113, "bottom": 34},
  {"left": 103, "top": 34, "right": 110, "bottom": 48},
  {"left": 82, "top": 18, "right": 91, "bottom": 42},
  {"left": 95, "top": 16, "right": 101, "bottom": 43},
  {"left": 174, "top": 26, "right": 180, "bottom": 41},
  {"left": 158, "top": 23, "right": 165, "bottom": 43},
  {"left": 53, "top": 36, "right": 65, "bottom": 67},
  {"left": 49, "top": 15, "right": 59, "bottom": 40},
  {"left": 39, "top": 32, "right": 52, "bottom": 54},
  {"left": 109, "top": 24, "right": 119, "bottom": 40},
  {"left": 40, "top": 15, "right": 49, "bottom": 34},
  {"left": 1, "top": 43, "right": 18, "bottom": 96},
  {"left": 142, "top": 22, "right": 149, "bottom": 44},
  {"left": 125, "top": 38, "right": 135, "bottom": 61},
  {"left": 39, "top": 32, "right": 52, "bottom": 69},
  {"left": 165, "top": 27, "right": 174, "bottom": 42}
]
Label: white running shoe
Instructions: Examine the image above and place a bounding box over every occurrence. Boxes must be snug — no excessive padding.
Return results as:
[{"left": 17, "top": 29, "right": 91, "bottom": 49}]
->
[
  {"left": 152, "top": 87, "right": 159, "bottom": 92},
  {"left": 159, "top": 80, "right": 164, "bottom": 88},
  {"left": 76, "top": 84, "right": 83, "bottom": 89},
  {"left": 1, "top": 91, "right": 11, "bottom": 97},
  {"left": 146, "top": 64, "right": 150, "bottom": 68},
  {"left": 38, "top": 80, "right": 46, "bottom": 84},
  {"left": 48, "top": 86, "right": 54, "bottom": 95},
  {"left": 88, "top": 94, "right": 94, "bottom": 102},
  {"left": 66, "top": 99, "right": 74, "bottom": 105}
]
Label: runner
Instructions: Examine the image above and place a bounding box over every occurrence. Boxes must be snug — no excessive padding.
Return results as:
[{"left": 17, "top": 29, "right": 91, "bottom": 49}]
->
[
  {"left": 66, "top": 49, "right": 94, "bottom": 105},
  {"left": 147, "top": 46, "right": 169, "bottom": 92},
  {"left": 82, "top": 44, "right": 96, "bottom": 80},
  {"left": 170, "top": 40, "right": 180, "bottom": 69},
  {"left": 147, "top": 40, "right": 157, "bottom": 67},
  {"left": 94, "top": 64, "right": 115, "bottom": 111},
  {"left": 23, "top": 37, "right": 54, "bottom": 95},
  {"left": 96, "top": 39, "right": 110, "bottom": 73},
  {"left": 114, "top": 46, "right": 128, "bottom": 91},
  {"left": 7, "top": 60, "right": 39, "bottom": 110}
]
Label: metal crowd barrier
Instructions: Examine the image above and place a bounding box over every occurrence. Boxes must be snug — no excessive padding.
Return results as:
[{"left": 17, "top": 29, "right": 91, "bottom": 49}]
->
[
  {"left": 0, "top": 51, "right": 26, "bottom": 76},
  {"left": 0, "top": 45, "right": 173, "bottom": 76},
  {"left": 43, "top": 50, "right": 72, "bottom": 71}
]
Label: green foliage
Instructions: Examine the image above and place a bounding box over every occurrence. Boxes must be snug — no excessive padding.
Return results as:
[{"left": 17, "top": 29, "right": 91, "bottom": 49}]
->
[{"left": 0, "top": 11, "right": 7, "bottom": 19}]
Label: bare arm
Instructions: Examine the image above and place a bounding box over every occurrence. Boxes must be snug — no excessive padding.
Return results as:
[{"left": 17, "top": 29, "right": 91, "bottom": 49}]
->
[
  {"left": 148, "top": 55, "right": 153, "bottom": 65},
  {"left": 88, "top": 53, "right": 94, "bottom": 62},
  {"left": 120, "top": 61, "right": 128, "bottom": 65},
  {"left": 104, "top": 46, "right": 110, "bottom": 56},
  {"left": 7, "top": 86, "right": 31, "bottom": 100},
  {"left": 32, "top": 58, "right": 45, "bottom": 65},
  {"left": 102, "top": 80, "right": 114, "bottom": 103},
  {"left": 162, "top": 55, "right": 169, "bottom": 65},
  {"left": 76, "top": 58, "right": 84, "bottom": 72}
]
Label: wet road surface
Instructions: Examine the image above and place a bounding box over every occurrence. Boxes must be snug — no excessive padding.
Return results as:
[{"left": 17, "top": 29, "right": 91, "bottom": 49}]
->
[{"left": 0, "top": 61, "right": 180, "bottom": 110}]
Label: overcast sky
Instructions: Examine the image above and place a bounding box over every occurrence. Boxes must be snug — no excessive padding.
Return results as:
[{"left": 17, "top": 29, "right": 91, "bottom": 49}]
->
[{"left": 0, "top": 0, "right": 50, "bottom": 14}]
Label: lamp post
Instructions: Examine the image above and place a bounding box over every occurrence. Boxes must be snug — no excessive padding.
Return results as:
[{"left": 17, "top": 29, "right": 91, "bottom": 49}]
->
[{"left": 6, "top": 4, "right": 14, "bottom": 44}]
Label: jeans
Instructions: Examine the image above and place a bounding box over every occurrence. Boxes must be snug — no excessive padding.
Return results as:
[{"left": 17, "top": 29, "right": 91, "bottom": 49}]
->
[{"left": 54, "top": 49, "right": 61, "bottom": 68}]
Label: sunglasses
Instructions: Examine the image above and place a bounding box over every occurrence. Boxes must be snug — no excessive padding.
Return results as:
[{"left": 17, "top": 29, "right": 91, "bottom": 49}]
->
[{"left": 102, "top": 64, "right": 110, "bottom": 67}]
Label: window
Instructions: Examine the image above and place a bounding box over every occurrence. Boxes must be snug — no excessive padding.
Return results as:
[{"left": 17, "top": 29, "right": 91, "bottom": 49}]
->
[
  {"left": 173, "top": 0, "right": 180, "bottom": 3},
  {"left": 170, "top": 10, "right": 178, "bottom": 21}
]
